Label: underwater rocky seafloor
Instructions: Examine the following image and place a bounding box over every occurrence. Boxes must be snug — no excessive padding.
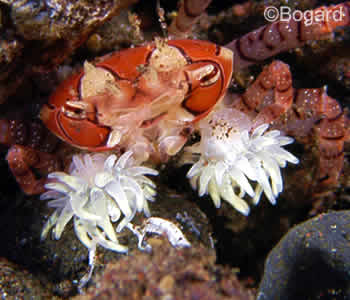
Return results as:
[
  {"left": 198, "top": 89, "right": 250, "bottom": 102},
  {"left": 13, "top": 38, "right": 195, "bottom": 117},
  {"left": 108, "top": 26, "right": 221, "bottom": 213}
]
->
[{"left": 0, "top": 0, "right": 350, "bottom": 299}]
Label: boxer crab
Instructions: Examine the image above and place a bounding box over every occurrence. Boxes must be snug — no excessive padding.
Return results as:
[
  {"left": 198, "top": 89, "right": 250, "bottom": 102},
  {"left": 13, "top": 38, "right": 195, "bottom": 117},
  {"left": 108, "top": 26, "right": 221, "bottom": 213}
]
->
[{"left": 1, "top": 1, "right": 349, "bottom": 254}]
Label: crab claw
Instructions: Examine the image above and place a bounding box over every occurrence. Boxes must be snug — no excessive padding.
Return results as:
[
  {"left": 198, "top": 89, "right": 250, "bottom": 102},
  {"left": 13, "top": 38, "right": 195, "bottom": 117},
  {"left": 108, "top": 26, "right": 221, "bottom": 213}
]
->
[{"left": 40, "top": 104, "right": 113, "bottom": 151}]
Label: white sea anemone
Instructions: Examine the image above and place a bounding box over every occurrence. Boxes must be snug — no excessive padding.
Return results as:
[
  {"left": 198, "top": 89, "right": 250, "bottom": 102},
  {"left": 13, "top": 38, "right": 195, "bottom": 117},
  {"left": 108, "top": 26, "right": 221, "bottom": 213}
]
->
[
  {"left": 40, "top": 151, "right": 158, "bottom": 254},
  {"left": 184, "top": 108, "right": 299, "bottom": 216}
]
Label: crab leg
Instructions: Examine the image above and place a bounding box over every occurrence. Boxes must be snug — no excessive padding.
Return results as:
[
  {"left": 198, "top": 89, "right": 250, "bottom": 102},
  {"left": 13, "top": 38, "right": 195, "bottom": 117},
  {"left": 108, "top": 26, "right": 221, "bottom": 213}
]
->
[
  {"left": 229, "top": 59, "right": 349, "bottom": 187},
  {"left": 0, "top": 119, "right": 61, "bottom": 194},
  {"left": 231, "top": 60, "right": 293, "bottom": 128},
  {"left": 6, "top": 145, "right": 61, "bottom": 195},
  {"left": 168, "top": 0, "right": 212, "bottom": 38},
  {"left": 280, "top": 87, "right": 350, "bottom": 187},
  {"left": 0, "top": 119, "right": 59, "bottom": 152},
  {"left": 226, "top": 2, "right": 350, "bottom": 72}
]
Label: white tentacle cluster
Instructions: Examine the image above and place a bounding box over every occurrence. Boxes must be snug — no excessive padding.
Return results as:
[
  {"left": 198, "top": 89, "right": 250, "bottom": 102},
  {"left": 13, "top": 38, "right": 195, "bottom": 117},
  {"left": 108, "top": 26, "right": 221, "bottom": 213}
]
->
[
  {"left": 184, "top": 108, "right": 299, "bottom": 216},
  {"left": 41, "top": 151, "right": 158, "bottom": 254}
]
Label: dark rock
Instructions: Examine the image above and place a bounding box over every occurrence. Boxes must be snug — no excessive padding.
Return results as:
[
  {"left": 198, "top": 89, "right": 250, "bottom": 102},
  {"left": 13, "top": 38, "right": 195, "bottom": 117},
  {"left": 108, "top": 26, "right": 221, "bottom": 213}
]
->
[{"left": 258, "top": 211, "right": 350, "bottom": 299}]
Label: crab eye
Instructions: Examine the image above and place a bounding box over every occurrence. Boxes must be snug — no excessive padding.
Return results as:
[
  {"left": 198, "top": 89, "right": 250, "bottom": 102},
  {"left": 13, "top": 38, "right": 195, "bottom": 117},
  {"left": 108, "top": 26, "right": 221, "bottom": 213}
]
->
[{"left": 199, "top": 65, "right": 220, "bottom": 87}]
